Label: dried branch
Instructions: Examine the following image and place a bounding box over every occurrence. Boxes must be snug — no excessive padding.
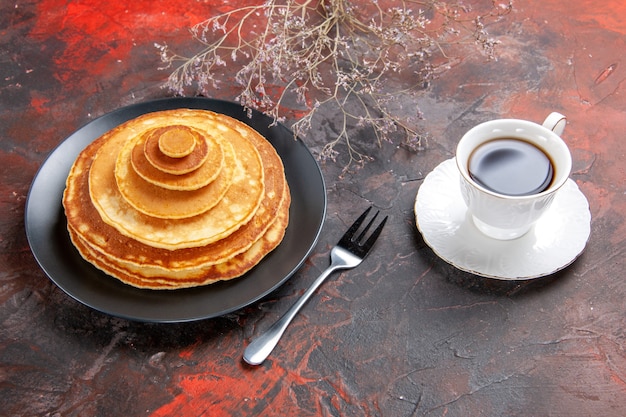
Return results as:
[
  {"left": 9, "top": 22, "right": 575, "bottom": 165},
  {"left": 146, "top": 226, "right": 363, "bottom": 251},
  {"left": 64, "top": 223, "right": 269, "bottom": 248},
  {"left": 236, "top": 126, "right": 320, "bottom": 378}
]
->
[{"left": 157, "top": 0, "right": 512, "bottom": 171}]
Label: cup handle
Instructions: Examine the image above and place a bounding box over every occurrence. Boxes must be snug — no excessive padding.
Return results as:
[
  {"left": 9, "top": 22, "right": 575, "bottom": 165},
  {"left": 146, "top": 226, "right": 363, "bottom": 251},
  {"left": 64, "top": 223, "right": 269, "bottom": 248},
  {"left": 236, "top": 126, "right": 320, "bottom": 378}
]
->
[{"left": 542, "top": 112, "right": 566, "bottom": 136}]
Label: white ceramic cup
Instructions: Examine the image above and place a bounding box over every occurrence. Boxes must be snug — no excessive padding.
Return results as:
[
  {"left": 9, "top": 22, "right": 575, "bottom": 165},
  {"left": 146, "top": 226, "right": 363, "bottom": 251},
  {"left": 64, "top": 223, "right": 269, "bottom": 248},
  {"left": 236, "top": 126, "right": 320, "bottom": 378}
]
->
[{"left": 455, "top": 112, "right": 571, "bottom": 240}]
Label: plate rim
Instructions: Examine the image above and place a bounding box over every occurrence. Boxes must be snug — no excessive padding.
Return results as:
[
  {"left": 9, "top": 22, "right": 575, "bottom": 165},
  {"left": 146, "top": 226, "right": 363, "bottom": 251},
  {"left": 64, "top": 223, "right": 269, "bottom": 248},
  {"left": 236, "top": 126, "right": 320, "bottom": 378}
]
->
[{"left": 25, "top": 97, "right": 327, "bottom": 322}]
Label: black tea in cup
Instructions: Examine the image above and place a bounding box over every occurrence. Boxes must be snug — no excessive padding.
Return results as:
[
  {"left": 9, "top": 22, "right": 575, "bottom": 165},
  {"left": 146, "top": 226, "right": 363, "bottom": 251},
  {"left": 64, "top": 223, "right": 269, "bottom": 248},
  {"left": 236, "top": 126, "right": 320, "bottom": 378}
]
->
[{"left": 468, "top": 138, "right": 554, "bottom": 196}]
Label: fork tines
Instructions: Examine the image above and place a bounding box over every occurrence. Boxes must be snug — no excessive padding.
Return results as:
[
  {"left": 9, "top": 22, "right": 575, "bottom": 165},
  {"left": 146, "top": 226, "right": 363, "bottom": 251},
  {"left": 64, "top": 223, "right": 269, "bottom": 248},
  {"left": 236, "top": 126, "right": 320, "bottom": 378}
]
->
[{"left": 339, "top": 206, "right": 388, "bottom": 257}]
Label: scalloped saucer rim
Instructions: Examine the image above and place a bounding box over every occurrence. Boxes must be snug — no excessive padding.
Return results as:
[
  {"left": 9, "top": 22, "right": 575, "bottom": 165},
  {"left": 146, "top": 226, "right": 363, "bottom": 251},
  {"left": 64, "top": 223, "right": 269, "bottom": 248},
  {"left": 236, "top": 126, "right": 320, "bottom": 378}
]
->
[{"left": 414, "top": 158, "right": 591, "bottom": 280}]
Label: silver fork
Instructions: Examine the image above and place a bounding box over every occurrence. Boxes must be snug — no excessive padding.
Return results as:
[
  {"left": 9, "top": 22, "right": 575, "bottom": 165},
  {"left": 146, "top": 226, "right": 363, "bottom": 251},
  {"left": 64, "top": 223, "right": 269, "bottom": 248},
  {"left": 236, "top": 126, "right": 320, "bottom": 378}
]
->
[{"left": 243, "top": 207, "right": 388, "bottom": 365}]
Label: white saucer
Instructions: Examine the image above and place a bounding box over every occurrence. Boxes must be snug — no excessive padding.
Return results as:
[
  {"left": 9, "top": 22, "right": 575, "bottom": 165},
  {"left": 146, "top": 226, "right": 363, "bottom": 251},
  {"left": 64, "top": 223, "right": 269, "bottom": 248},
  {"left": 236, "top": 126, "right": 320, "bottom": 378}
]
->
[{"left": 414, "top": 159, "right": 591, "bottom": 280}]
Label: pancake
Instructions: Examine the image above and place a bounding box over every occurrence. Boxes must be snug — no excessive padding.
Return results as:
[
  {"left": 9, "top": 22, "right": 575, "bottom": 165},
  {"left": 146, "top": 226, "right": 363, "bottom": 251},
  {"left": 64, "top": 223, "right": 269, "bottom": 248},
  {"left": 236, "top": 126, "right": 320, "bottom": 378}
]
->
[
  {"left": 69, "top": 177, "right": 288, "bottom": 277},
  {"left": 131, "top": 126, "right": 225, "bottom": 191},
  {"left": 151, "top": 125, "right": 199, "bottom": 159},
  {"left": 67, "top": 226, "right": 179, "bottom": 290},
  {"left": 114, "top": 131, "right": 235, "bottom": 219},
  {"left": 66, "top": 111, "right": 286, "bottom": 266},
  {"left": 68, "top": 199, "right": 289, "bottom": 289},
  {"left": 143, "top": 125, "right": 211, "bottom": 174},
  {"left": 87, "top": 110, "right": 266, "bottom": 249},
  {"left": 63, "top": 108, "right": 291, "bottom": 290}
]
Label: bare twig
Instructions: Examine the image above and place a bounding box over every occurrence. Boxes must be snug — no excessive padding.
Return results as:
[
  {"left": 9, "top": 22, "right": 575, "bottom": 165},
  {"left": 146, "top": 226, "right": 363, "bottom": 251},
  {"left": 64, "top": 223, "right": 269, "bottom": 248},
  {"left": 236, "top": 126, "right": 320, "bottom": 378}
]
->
[{"left": 157, "top": 0, "right": 512, "bottom": 172}]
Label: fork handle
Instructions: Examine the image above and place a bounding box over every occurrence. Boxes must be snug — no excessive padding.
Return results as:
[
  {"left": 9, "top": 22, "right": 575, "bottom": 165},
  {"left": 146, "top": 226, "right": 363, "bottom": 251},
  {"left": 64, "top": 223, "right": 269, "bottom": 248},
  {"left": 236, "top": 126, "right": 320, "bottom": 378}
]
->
[{"left": 243, "top": 263, "right": 345, "bottom": 365}]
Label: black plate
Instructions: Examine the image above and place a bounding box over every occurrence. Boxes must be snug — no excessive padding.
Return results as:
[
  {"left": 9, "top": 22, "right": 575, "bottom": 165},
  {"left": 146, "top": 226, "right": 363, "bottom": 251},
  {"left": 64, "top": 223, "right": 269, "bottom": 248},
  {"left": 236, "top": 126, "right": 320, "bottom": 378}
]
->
[{"left": 25, "top": 97, "right": 326, "bottom": 322}]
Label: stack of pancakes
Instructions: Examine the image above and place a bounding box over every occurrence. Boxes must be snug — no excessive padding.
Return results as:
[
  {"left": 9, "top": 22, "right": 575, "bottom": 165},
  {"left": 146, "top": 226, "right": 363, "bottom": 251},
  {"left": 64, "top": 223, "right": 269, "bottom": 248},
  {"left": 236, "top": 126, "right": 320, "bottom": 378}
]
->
[{"left": 63, "top": 108, "right": 290, "bottom": 289}]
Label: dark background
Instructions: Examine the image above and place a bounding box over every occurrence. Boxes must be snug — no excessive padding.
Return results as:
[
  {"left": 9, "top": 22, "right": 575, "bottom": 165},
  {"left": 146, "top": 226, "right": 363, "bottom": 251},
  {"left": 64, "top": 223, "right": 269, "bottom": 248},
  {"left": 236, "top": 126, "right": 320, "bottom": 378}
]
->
[{"left": 1, "top": 1, "right": 625, "bottom": 415}]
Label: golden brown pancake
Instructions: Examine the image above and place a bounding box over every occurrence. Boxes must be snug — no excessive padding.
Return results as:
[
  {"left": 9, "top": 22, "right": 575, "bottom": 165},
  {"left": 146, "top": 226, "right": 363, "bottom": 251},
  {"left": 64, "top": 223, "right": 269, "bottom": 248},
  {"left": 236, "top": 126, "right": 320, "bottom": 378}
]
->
[
  {"left": 69, "top": 177, "right": 288, "bottom": 277},
  {"left": 130, "top": 126, "right": 225, "bottom": 191},
  {"left": 87, "top": 110, "right": 265, "bottom": 249},
  {"left": 67, "top": 227, "right": 179, "bottom": 290},
  {"left": 67, "top": 195, "right": 289, "bottom": 289},
  {"left": 153, "top": 125, "right": 198, "bottom": 158},
  {"left": 63, "top": 108, "right": 290, "bottom": 290},
  {"left": 143, "top": 125, "right": 210, "bottom": 174},
  {"left": 66, "top": 112, "right": 287, "bottom": 266},
  {"left": 115, "top": 131, "right": 235, "bottom": 219}
]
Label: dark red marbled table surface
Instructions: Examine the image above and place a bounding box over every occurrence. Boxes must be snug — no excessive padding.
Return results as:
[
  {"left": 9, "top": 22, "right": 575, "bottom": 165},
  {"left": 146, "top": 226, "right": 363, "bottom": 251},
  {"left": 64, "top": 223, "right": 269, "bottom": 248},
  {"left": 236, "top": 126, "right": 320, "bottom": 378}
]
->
[{"left": 2, "top": 1, "right": 625, "bottom": 415}]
